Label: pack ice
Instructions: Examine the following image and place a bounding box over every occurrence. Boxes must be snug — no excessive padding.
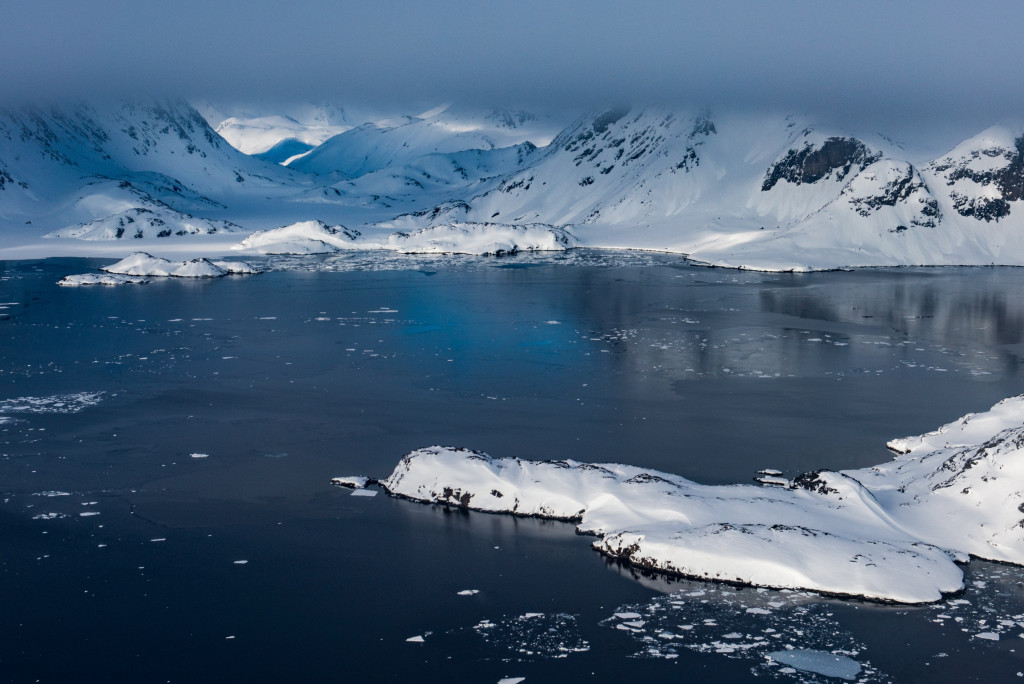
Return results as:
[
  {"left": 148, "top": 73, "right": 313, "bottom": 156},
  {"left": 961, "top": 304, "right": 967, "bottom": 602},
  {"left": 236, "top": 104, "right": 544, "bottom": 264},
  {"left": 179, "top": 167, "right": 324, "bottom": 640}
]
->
[{"left": 378, "top": 395, "right": 1024, "bottom": 603}]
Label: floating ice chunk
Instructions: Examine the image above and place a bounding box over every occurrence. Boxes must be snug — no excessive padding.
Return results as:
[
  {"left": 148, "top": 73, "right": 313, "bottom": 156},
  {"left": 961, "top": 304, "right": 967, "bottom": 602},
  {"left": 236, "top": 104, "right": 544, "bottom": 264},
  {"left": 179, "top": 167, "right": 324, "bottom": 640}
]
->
[
  {"left": 79, "top": 512, "right": 100, "bottom": 517},
  {"left": 767, "top": 650, "right": 861, "bottom": 680},
  {"left": 0, "top": 392, "right": 104, "bottom": 415},
  {"left": 190, "top": 453, "right": 209, "bottom": 459},
  {"left": 497, "top": 678, "right": 526, "bottom": 684},
  {"left": 615, "top": 612, "right": 643, "bottom": 620},
  {"left": 234, "top": 560, "right": 248, "bottom": 565},
  {"left": 33, "top": 491, "right": 71, "bottom": 497},
  {"left": 457, "top": 589, "right": 480, "bottom": 596},
  {"left": 406, "top": 635, "right": 425, "bottom": 643},
  {"left": 975, "top": 632, "right": 1000, "bottom": 641},
  {"left": 330, "top": 476, "right": 369, "bottom": 489},
  {"left": 351, "top": 489, "right": 377, "bottom": 497}
]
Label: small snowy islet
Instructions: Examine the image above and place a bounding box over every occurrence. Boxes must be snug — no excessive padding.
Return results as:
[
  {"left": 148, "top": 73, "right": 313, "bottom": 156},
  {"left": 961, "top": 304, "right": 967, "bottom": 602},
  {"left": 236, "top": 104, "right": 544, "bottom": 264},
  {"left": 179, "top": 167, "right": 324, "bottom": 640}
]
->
[{"left": 99, "top": 252, "right": 260, "bottom": 278}]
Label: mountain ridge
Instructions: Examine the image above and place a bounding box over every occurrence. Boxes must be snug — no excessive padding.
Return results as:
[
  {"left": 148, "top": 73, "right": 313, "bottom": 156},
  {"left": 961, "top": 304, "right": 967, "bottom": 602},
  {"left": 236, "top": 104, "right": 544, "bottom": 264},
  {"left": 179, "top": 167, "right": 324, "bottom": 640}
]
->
[{"left": 4, "top": 100, "right": 1024, "bottom": 270}]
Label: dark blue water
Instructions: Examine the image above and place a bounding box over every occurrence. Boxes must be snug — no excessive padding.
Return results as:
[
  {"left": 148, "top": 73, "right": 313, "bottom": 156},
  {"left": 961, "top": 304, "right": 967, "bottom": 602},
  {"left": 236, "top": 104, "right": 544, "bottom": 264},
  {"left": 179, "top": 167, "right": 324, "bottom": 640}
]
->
[{"left": 2, "top": 254, "right": 1024, "bottom": 682}]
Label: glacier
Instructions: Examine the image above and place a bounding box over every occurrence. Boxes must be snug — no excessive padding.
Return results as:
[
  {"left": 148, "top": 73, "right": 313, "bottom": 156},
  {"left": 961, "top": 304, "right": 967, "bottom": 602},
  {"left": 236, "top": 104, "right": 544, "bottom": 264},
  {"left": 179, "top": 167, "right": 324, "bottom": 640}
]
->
[{"left": 368, "top": 395, "right": 1024, "bottom": 603}]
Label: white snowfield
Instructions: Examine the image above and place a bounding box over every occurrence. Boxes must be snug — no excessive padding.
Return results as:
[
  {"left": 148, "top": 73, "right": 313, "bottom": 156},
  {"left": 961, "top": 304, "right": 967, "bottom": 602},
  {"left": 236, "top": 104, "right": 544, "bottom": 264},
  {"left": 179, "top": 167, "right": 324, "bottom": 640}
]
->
[
  {"left": 100, "top": 252, "right": 260, "bottom": 278},
  {"left": 233, "top": 220, "right": 578, "bottom": 256},
  {"left": 378, "top": 395, "right": 1024, "bottom": 603}
]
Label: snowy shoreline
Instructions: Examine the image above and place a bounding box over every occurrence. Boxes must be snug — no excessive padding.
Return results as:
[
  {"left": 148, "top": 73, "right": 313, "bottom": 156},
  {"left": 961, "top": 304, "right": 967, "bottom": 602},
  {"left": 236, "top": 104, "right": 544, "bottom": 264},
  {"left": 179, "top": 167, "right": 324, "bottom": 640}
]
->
[{"left": 353, "top": 395, "right": 1024, "bottom": 604}]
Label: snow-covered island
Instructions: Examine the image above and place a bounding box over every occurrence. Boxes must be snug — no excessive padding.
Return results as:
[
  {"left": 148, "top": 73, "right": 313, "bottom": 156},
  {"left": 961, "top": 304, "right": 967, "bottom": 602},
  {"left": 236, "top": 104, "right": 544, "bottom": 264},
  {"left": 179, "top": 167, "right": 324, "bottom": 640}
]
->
[
  {"left": 102, "top": 252, "right": 260, "bottom": 278},
  {"left": 367, "top": 395, "right": 1024, "bottom": 603},
  {"left": 57, "top": 273, "right": 151, "bottom": 287},
  {"left": 232, "top": 219, "right": 577, "bottom": 256}
]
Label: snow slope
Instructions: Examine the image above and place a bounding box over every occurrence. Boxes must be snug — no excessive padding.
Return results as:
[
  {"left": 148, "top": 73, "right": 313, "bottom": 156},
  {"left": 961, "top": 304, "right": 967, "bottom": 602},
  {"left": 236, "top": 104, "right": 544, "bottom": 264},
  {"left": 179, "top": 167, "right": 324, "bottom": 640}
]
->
[
  {"left": 377, "top": 395, "right": 1024, "bottom": 603},
  {"left": 193, "top": 101, "right": 357, "bottom": 155}
]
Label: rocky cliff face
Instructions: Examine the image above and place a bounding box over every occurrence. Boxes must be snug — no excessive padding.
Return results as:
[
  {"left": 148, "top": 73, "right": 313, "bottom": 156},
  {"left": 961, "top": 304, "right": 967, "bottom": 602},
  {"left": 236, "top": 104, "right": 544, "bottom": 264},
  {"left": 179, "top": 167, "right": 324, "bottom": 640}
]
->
[
  {"left": 929, "top": 128, "right": 1024, "bottom": 222},
  {"left": 762, "top": 135, "right": 881, "bottom": 190}
]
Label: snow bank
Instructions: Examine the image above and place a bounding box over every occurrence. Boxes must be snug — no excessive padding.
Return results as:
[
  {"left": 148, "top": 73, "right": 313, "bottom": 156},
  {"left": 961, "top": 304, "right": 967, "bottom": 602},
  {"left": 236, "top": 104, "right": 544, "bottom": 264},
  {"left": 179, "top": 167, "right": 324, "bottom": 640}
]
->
[
  {"left": 378, "top": 395, "right": 1024, "bottom": 603},
  {"left": 101, "top": 252, "right": 259, "bottom": 278}
]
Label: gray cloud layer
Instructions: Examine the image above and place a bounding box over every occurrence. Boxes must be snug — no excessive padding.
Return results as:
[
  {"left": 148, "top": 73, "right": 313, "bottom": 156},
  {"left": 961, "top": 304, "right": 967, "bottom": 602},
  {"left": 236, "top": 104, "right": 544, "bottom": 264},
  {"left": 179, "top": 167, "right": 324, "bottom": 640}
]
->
[{"left": 4, "top": 0, "right": 1022, "bottom": 145}]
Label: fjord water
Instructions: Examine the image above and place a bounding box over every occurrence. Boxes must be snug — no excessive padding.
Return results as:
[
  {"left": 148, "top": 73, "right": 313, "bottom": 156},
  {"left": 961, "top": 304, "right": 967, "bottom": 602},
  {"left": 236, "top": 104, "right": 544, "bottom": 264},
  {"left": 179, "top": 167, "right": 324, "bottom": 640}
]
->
[{"left": 2, "top": 253, "right": 1024, "bottom": 682}]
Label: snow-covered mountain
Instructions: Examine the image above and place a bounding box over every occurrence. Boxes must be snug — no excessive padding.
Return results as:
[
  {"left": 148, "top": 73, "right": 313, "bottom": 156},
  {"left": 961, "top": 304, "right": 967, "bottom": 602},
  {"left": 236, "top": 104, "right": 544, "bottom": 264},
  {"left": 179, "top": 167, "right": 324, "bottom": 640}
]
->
[
  {"left": 388, "top": 106, "right": 1024, "bottom": 269},
  {"left": 193, "top": 101, "right": 358, "bottom": 156},
  {"left": 287, "top": 104, "right": 559, "bottom": 178},
  {"left": 6, "top": 99, "right": 1024, "bottom": 269},
  {"left": 0, "top": 99, "right": 368, "bottom": 245}
]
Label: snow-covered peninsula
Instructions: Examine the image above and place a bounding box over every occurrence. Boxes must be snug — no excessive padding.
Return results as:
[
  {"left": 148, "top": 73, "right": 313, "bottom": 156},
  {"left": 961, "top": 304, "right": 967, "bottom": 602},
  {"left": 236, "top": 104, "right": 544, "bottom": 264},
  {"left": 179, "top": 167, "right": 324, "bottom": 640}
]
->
[{"left": 371, "top": 395, "right": 1024, "bottom": 603}]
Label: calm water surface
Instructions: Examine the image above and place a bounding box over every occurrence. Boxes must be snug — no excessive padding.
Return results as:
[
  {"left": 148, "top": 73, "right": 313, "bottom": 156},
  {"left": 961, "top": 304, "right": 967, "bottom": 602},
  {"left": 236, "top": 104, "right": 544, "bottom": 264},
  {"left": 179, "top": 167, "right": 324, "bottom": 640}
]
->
[{"left": 2, "top": 252, "right": 1024, "bottom": 682}]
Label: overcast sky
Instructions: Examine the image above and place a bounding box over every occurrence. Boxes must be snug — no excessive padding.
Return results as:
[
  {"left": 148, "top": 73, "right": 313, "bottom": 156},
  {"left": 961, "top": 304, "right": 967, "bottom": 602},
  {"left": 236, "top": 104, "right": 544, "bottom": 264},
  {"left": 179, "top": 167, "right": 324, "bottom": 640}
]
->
[{"left": 4, "top": 0, "right": 1022, "bottom": 147}]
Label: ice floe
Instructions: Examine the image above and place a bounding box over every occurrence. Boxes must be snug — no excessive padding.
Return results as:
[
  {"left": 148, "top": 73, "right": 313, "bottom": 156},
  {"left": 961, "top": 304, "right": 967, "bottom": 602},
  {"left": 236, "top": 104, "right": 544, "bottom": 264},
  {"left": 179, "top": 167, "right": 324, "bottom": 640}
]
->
[
  {"left": 473, "top": 613, "right": 590, "bottom": 659},
  {"left": 100, "top": 252, "right": 260, "bottom": 278},
  {"left": 767, "top": 650, "right": 861, "bottom": 680},
  {"left": 0, "top": 392, "right": 105, "bottom": 416},
  {"left": 603, "top": 581, "right": 882, "bottom": 679},
  {"left": 378, "top": 395, "right": 1024, "bottom": 603}
]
